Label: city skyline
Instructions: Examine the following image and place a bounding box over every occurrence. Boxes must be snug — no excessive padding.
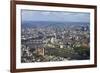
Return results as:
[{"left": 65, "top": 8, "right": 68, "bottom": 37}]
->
[{"left": 21, "top": 9, "right": 90, "bottom": 62}]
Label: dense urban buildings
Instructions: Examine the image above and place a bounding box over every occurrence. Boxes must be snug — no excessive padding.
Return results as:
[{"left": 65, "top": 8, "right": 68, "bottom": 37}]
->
[{"left": 21, "top": 21, "right": 90, "bottom": 63}]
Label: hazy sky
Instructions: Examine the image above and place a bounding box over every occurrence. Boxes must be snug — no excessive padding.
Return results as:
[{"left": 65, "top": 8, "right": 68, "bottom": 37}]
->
[{"left": 21, "top": 10, "right": 90, "bottom": 22}]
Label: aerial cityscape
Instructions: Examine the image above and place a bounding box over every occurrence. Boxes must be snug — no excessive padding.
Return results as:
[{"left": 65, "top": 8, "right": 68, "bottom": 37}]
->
[{"left": 21, "top": 10, "right": 90, "bottom": 63}]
